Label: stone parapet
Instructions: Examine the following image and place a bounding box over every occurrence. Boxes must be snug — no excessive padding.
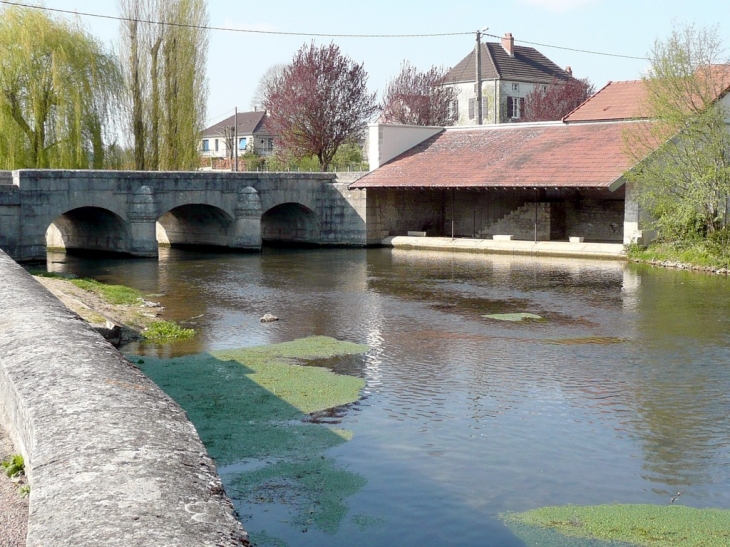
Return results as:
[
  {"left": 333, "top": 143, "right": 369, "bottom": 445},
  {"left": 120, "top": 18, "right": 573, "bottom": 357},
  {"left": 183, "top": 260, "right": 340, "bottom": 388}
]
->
[{"left": 0, "top": 250, "right": 248, "bottom": 547}]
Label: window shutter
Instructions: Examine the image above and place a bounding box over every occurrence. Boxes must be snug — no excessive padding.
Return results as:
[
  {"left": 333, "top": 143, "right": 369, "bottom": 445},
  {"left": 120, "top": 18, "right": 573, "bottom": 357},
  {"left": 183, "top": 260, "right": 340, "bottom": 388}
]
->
[{"left": 468, "top": 98, "right": 475, "bottom": 120}]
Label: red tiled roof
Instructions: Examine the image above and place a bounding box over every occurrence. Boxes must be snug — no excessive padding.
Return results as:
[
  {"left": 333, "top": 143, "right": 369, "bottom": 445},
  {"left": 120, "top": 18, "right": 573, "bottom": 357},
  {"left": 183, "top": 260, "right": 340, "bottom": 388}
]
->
[
  {"left": 565, "top": 65, "right": 730, "bottom": 123},
  {"left": 563, "top": 80, "right": 649, "bottom": 122},
  {"left": 351, "top": 122, "right": 650, "bottom": 190}
]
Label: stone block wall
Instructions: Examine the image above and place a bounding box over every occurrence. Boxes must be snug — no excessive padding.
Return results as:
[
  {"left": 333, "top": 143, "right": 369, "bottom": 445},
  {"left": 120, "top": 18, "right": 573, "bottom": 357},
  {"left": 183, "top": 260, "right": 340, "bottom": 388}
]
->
[
  {"left": 565, "top": 199, "right": 624, "bottom": 242},
  {"left": 0, "top": 250, "right": 248, "bottom": 546},
  {"left": 482, "top": 202, "right": 552, "bottom": 240}
]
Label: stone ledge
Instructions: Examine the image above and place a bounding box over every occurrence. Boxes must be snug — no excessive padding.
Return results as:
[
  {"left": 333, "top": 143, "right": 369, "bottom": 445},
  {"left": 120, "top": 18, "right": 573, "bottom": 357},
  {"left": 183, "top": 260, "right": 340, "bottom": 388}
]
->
[{"left": 0, "top": 250, "right": 248, "bottom": 547}]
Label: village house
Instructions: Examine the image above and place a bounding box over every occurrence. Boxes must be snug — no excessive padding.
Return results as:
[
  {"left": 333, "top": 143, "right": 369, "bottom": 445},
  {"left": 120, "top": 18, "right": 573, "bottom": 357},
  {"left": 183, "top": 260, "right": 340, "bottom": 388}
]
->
[
  {"left": 199, "top": 110, "right": 274, "bottom": 166},
  {"left": 443, "top": 32, "right": 573, "bottom": 125}
]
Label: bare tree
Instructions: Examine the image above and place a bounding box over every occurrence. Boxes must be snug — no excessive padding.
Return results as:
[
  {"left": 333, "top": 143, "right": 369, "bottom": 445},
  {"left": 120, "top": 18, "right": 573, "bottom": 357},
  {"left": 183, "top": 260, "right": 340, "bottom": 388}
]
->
[
  {"left": 263, "top": 42, "right": 378, "bottom": 171},
  {"left": 250, "top": 64, "right": 285, "bottom": 111},
  {"left": 522, "top": 77, "right": 594, "bottom": 122},
  {"left": 380, "top": 61, "right": 457, "bottom": 126}
]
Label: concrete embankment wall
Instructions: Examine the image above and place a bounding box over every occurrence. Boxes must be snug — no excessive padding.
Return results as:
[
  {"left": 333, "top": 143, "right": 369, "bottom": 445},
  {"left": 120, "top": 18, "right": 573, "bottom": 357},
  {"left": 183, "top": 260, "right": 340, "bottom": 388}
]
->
[{"left": 0, "top": 250, "right": 248, "bottom": 546}]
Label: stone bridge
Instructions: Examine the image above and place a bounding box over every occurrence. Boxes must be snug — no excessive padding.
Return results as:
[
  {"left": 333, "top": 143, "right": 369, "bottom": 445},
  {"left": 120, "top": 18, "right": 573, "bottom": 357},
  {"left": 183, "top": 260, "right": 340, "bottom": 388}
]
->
[{"left": 0, "top": 170, "right": 367, "bottom": 262}]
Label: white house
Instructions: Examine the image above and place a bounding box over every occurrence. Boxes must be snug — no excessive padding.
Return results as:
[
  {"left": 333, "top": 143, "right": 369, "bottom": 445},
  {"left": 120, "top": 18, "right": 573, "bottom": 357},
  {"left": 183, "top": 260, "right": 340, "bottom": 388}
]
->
[
  {"left": 199, "top": 110, "right": 274, "bottom": 159},
  {"left": 443, "top": 32, "right": 573, "bottom": 125}
]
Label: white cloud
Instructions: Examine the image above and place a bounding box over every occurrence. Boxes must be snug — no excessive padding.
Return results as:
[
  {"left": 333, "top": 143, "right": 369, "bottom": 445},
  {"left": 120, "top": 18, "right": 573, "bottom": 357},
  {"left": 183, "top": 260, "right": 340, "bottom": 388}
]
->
[{"left": 518, "top": 0, "right": 600, "bottom": 12}]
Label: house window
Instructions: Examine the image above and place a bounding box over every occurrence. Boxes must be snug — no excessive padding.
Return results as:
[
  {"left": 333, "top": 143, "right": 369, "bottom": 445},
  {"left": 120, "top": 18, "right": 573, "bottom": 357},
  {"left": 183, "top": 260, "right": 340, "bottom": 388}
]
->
[
  {"left": 468, "top": 98, "right": 475, "bottom": 120},
  {"left": 512, "top": 83, "right": 520, "bottom": 91},
  {"left": 214, "top": 139, "right": 219, "bottom": 152},
  {"left": 239, "top": 137, "right": 247, "bottom": 151},
  {"left": 507, "top": 96, "right": 524, "bottom": 119},
  {"left": 202, "top": 139, "right": 210, "bottom": 152}
]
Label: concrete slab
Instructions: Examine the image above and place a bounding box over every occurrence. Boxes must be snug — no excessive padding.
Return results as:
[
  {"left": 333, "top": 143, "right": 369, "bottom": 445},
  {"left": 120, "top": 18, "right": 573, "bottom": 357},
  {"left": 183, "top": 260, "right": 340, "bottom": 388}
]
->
[{"left": 383, "top": 236, "right": 626, "bottom": 260}]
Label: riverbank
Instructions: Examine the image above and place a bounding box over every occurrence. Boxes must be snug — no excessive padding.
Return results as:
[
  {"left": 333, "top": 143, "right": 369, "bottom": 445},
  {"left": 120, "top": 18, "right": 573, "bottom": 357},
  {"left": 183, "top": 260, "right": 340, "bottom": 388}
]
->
[
  {"left": 33, "top": 275, "right": 167, "bottom": 344},
  {"left": 626, "top": 242, "right": 730, "bottom": 274},
  {"left": 0, "top": 425, "right": 28, "bottom": 547}
]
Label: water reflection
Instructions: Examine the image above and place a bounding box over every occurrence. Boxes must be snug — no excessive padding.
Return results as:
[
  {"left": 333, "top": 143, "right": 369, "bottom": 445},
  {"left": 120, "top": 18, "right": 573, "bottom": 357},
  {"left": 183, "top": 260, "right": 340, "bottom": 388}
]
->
[{"left": 42, "top": 247, "right": 730, "bottom": 546}]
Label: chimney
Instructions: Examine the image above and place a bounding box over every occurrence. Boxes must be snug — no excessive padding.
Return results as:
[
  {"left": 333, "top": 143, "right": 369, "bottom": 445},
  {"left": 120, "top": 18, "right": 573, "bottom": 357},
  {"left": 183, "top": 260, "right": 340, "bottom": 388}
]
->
[
  {"left": 501, "top": 32, "right": 514, "bottom": 57},
  {"left": 565, "top": 66, "right": 573, "bottom": 77}
]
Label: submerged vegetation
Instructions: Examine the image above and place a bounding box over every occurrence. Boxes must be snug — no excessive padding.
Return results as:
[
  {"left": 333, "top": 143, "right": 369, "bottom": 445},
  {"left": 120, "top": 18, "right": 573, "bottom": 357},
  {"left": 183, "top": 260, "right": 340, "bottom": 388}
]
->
[
  {"left": 483, "top": 312, "right": 544, "bottom": 322},
  {"left": 142, "top": 320, "right": 195, "bottom": 341},
  {"left": 133, "top": 336, "right": 369, "bottom": 543},
  {"left": 503, "top": 504, "right": 730, "bottom": 547}
]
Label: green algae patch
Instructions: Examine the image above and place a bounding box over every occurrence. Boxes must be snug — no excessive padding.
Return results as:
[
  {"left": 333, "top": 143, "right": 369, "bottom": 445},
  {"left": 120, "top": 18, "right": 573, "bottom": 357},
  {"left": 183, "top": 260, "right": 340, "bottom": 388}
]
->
[
  {"left": 133, "top": 336, "right": 367, "bottom": 463},
  {"left": 544, "top": 336, "right": 627, "bottom": 346},
  {"left": 132, "top": 336, "right": 369, "bottom": 540},
  {"left": 229, "top": 456, "right": 367, "bottom": 535},
  {"left": 212, "top": 336, "right": 368, "bottom": 415},
  {"left": 483, "top": 312, "right": 544, "bottom": 322},
  {"left": 502, "top": 504, "right": 730, "bottom": 547}
]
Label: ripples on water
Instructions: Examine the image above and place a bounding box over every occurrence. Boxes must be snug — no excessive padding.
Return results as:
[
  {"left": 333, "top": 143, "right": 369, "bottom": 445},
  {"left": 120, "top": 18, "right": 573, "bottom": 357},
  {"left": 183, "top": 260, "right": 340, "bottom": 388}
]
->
[{"left": 46, "top": 248, "right": 730, "bottom": 547}]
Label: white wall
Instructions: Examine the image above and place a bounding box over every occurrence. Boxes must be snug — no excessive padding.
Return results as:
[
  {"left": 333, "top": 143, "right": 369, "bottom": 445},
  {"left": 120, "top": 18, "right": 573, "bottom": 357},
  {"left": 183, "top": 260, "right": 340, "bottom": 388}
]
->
[{"left": 368, "top": 123, "right": 443, "bottom": 170}]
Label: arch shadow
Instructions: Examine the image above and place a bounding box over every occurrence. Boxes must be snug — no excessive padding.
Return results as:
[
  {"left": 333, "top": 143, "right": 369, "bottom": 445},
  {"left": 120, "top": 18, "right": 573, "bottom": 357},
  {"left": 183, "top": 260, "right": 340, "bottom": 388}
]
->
[
  {"left": 46, "top": 207, "right": 130, "bottom": 256},
  {"left": 157, "top": 204, "right": 236, "bottom": 250},
  {"left": 261, "top": 203, "right": 320, "bottom": 246}
]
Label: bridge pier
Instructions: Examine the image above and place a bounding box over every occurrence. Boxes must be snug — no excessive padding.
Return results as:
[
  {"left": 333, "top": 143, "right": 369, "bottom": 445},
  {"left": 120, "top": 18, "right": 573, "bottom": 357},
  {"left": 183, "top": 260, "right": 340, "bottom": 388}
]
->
[
  {"left": 127, "top": 186, "right": 159, "bottom": 258},
  {"left": 232, "top": 186, "right": 262, "bottom": 251}
]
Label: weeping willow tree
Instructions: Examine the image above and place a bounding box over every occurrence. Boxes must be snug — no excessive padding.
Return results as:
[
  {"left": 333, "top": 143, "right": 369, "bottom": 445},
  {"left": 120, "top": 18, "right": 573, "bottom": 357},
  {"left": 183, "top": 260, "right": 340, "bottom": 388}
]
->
[
  {"left": 118, "top": 0, "right": 209, "bottom": 171},
  {"left": 0, "top": 6, "right": 122, "bottom": 169}
]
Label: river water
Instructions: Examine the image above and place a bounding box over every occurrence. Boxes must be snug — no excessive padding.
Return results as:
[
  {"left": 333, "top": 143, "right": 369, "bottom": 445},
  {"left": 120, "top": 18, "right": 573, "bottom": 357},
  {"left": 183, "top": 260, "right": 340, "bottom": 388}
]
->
[{"left": 45, "top": 247, "right": 730, "bottom": 546}]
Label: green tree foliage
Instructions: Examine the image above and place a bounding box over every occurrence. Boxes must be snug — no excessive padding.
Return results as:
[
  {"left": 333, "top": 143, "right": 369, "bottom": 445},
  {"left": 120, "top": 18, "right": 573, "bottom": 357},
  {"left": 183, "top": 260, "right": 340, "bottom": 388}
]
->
[
  {"left": 264, "top": 42, "right": 378, "bottom": 172},
  {"left": 0, "top": 6, "right": 122, "bottom": 169},
  {"left": 118, "top": 0, "right": 209, "bottom": 171},
  {"left": 626, "top": 24, "right": 730, "bottom": 241}
]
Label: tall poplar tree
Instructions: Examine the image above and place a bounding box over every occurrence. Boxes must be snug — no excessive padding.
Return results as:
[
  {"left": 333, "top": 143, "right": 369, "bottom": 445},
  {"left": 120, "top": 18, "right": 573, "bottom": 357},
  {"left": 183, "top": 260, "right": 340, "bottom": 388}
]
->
[
  {"left": 0, "top": 6, "right": 121, "bottom": 169},
  {"left": 119, "top": 0, "right": 209, "bottom": 171}
]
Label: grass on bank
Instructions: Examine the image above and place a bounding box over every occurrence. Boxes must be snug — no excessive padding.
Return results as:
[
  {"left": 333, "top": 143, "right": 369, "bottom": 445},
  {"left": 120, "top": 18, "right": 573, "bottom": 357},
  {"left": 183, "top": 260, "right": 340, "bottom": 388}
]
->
[
  {"left": 142, "top": 320, "right": 195, "bottom": 341},
  {"left": 502, "top": 504, "right": 730, "bottom": 547},
  {"left": 32, "top": 271, "right": 143, "bottom": 304},
  {"left": 627, "top": 240, "right": 730, "bottom": 270}
]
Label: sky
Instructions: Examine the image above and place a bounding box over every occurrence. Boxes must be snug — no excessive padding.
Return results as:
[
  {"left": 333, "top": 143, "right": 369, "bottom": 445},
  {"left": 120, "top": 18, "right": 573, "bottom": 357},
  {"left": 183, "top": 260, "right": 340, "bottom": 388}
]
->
[{"left": 24, "top": 0, "right": 730, "bottom": 129}]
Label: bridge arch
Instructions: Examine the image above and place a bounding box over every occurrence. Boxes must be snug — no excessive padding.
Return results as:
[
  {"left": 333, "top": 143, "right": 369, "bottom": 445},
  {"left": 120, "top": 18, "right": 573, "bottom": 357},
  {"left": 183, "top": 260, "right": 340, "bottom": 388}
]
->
[
  {"left": 157, "top": 203, "right": 236, "bottom": 248},
  {"left": 261, "top": 202, "right": 320, "bottom": 245},
  {"left": 46, "top": 207, "right": 130, "bottom": 255}
]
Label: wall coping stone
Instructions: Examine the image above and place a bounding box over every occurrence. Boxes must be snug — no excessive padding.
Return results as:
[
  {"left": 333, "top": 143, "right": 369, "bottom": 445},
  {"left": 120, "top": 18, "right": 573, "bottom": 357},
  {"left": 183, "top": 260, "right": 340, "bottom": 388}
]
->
[{"left": 0, "top": 250, "right": 248, "bottom": 546}]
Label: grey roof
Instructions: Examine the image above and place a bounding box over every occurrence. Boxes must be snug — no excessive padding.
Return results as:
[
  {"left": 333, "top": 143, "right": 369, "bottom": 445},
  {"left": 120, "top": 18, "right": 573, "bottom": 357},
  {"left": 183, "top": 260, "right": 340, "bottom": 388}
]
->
[
  {"left": 201, "top": 111, "right": 268, "bottom": 137},
  {"left": 444, "top": 42, "right": 570, "bottom": 85}
]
